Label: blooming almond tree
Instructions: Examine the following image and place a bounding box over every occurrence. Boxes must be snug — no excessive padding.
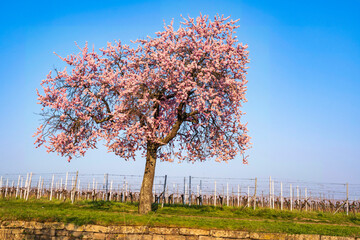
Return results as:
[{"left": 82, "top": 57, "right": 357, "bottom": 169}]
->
[{"left": 34, "top": 14, "right": 250, "bottom": 214}]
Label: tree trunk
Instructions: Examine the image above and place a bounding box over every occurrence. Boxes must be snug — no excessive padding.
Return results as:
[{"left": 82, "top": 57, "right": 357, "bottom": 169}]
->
[{"left": 138, "top": 143, "right": 158, "bottom": 214}]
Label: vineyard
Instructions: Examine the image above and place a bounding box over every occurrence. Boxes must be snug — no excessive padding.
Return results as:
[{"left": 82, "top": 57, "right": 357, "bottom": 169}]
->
[{"left": 1, "top": 172, "right": 359, "bottom": 214}]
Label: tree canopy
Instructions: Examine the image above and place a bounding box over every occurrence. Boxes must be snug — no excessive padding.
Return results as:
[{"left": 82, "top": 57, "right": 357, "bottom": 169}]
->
[{"left": 34, "top": 14, "right": 250, "bottom": 165}]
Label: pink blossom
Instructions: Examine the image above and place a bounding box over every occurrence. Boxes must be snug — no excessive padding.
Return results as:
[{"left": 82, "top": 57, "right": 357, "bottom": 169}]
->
[{"left": 34, "top": 14, "right": 250, "bottom": 164}]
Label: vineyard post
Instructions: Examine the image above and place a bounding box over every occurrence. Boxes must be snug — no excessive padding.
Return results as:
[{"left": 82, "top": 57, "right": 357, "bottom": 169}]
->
[
  {"left": 240, "top": 186, "right": 242, "bottom": 206},
  {"left": 166, "top": 185, "right": 168, "bottom": 203},
  {"left": 297, "top": 185, "right": 299, "bottom": 210},
  {"left": 24, "top": 175, "right": 27, "bottom": 199},
  {"left": 110, "top": 180, "right": 113, "bottom": 201},
  {"left": 254, "top": 178, "right": 257, "bottom": 210},
  {"left": 37, "top": 176, "right": 41, "bottom": 199},
  {"left": 214, "top": 181, "right": 216, "bottom": 207},
  {"left": 122, "top": 177, "right": 126, "bottom": 202},
  {"left": 4, "top": 179, "right": 8, "bottom": 198},
  {"left": 24, "top": 173, "right": 29, "bottom": 200},
  {"left": 105, "top": 173, "right": 109, "bottom": 201},
  {"left": 173, "top": 183, "right": 176, "bottom": 203},
  {"left": 272, "top": 181, "right": 275, "bottom": 209},
  {"left": 222, "top": 185, "right": 224, "bottom": 203},
  {"left": 16, "top": 175, "right": 20, "bottom": 198},
  {"left": 64, "top": 172, "right": 68, "bottom": 200},
  {"left": 56, "top": 180, "right": 60, "bottom": 200},
  {"left": 247, "top": 186, "right": 250, "bottom": 208},
  {"left": 26, "top": 172, "right": 32, "bottom": 201},
  {"left": 71, "top": 176, "right": 75, "bottom": 200},
  {"left": 293, "top": 185, "right": 296, "bottom": 210},
  {"left": 40, "top": 179, "right": 44, "bottom": 198},
  {"left": 60, "top": 178, "right": 63, "bottom": 200},
  {"left": 102, "top": 174, "right": 105, "bottom": 201},
  {"left": 20, "top": 177, "right": 23, "bottom": 199},
  {"left": 237, "top": 184, "right": 240, "bottom": 207},
  {"left": 39, "top": 176, "right": 43, "bottom": 199},
  {"left": 71, "top": 171, "right": 78, "bottom": 203},
  {"left": 96, "top": 181, "right": 99, "bottom": 200},
  {"left": 130, "top": 183, "right": 132, "bottom": 198},
  {"left": 8, "top": 181, "right": 11, "bottom": 198},
  {"left": 77, "top": 179, "right": 80, "bottom": 201},
  {"left": 70, "top": 177, "right": 73, "bottom": 201},
  {"left": 227, "top": 182, "right": 229, "bottom": 206},
  {"left": 184, "top": 182, "right": 187, "bottom": 205},
  {"left": 92, "top": 178, "right": 95, "bottom": 200},
  {"left": 50, "top": 174, "right": 54, "bottom": 200},
  {"left": 86, "top": 182, "right": 90, "bottom": 200},
  {"left": 232, "top": 186, "right": 234, "bottom": 207},
  {"left": 176, "top": 183, "right": 179, "bottom": 204},
  {"left": 269, "top": 176, "right": 271, "bottom": 208},
  {"left": 162, "top": 175, "right": 167, "bottom": 207},
  {"left": 10, "top": 181, "right": 14, "bottom": 198},
  {"left": 196, "top": 185, "right": 199, "bottom": 204},
  {"left": 188, "top": 176, "right": 191, "bottom": 206},
  {"left": 200, "top": 180, "right": 202, "bottom": 205},
  {"left": 183, "top": 177, "right": 186, "bottom": 205},
  {"left": 125, "top": 181, "right": 128, "bottom": 200}
]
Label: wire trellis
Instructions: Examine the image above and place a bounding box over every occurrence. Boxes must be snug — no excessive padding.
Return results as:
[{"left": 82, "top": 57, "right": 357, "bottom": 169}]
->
[{"left": 0, "top": 172, "right": 359, "bottom": 214}]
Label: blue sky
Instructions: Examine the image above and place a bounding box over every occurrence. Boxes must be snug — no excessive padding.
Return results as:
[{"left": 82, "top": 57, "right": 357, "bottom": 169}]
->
[{"left": 0, "top": 0, "right": 359, "bottom": 183}]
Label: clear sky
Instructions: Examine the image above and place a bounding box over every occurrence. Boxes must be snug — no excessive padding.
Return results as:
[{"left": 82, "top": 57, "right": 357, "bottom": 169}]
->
[{"left": 0, "top": 0, "right": 359, "bottom": 183}]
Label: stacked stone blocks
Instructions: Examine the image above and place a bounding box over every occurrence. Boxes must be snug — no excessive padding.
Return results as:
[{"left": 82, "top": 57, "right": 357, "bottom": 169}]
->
[{"left": 0, "top": 221, "right": 358, "bottom": 240}]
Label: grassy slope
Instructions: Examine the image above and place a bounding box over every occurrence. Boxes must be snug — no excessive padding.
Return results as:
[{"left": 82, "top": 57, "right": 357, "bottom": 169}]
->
[{"left": 0, "top": 199, "right": 359, "bottom": 237}]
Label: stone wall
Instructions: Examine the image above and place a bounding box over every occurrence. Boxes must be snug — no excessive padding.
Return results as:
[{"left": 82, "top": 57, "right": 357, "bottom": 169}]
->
[{"left": 0, "top": 221, "right": 358, "bottom": 240}]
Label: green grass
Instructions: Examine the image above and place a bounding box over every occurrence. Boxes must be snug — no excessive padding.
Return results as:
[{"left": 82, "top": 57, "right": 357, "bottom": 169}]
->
[{"left": 0, "top": 199, "right": 359, "bottom": 237}]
